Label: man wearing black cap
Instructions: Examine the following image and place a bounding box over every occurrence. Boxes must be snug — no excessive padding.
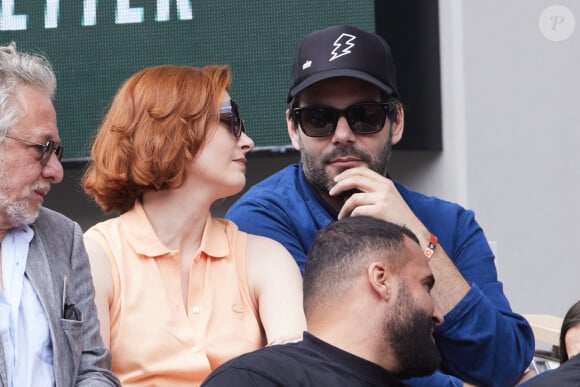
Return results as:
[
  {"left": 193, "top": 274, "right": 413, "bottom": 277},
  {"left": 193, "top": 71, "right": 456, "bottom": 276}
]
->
[{"left": 226, "top": 25, "right": 534, "bottom": 386}]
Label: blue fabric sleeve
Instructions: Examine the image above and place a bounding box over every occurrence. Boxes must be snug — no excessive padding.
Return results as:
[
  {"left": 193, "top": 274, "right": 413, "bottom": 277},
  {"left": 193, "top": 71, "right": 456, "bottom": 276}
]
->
[
  {"left": 427, "top": 208, "right": 535, "bottom": 387},
  {"left": 227, "top": 196, "right": 309, "bottom": 270},
  {"left": 435, "top": 284, "right": 533, "bottom": 387},
  {"left": 405, "top": 371, "right": 464, "bottom": 387}
]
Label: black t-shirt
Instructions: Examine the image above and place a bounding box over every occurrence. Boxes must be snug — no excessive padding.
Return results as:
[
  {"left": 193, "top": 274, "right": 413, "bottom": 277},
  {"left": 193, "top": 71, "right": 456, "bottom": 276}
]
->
[
  {"left": 201, "top": 332, "right": 409, "bottom": 387},
  {"left": 526, "top": 353, "right": 580, "bottom": 386}
]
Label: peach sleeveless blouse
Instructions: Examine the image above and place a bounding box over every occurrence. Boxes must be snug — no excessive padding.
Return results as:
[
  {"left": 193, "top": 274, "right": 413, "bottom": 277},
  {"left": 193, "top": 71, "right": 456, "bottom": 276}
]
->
[{"left": 85, "top": 201, "right": 265, "bottom": 386}]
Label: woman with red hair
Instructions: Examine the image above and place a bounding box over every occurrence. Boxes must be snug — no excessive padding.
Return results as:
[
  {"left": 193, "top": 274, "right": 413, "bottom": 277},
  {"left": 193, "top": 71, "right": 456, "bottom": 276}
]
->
[{"left": 82, "top": 65, "right": 305, "bottom": 386}]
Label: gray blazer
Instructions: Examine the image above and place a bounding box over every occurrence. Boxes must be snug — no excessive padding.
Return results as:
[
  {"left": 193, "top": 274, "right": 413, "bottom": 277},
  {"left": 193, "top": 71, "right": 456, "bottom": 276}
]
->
[{"left": 0, "top": 207, "right": 120, "bottom": 387}]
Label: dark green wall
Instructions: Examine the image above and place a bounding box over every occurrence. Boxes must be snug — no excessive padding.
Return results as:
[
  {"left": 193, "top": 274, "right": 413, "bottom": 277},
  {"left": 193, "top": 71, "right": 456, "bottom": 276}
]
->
[{"left": 4, "top": 1, "right": 374, "bottom": 158}]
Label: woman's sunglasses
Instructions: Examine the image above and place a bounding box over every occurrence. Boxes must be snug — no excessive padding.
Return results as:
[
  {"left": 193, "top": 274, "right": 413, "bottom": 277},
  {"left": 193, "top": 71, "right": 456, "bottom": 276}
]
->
[{"left": 220, "top": 100, "right": 246, "bottom": 139}]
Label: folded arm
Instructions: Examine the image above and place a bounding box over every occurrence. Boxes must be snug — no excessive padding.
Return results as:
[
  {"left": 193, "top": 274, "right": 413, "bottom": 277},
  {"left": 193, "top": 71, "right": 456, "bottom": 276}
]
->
[{"left": 245, "top": 234, "right": 307, "bottom": 345}]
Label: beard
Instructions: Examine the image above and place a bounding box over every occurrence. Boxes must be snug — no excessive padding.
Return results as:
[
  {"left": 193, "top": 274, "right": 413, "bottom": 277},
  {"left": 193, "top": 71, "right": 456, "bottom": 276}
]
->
[
  {"left": 385, "top": 282, "right": 441, "bottom": 379},
  {"left": 298, "top": 128, "right": 392, "bottom": 202},
  {"left": 0, "top": 158, "right": 45, "bottom": 227}
]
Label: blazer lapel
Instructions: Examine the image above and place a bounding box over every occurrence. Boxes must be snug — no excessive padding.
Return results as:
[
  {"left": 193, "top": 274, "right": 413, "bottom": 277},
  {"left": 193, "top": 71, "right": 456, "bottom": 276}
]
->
[
  {"left": 26, "top": 232, "right": 68, "bottom": 386},
  {"left": 26, "top": 235, "right": 60, "bottom": 329}
]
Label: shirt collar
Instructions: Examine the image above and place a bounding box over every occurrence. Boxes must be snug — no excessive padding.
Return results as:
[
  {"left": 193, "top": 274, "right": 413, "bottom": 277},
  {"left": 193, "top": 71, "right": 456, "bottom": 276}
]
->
[
  {"left": 198, "top": 217, "right": 230, "bottom": 259},
  {"left": 121, "top": 200, "right": 230, "bottom": 259}
]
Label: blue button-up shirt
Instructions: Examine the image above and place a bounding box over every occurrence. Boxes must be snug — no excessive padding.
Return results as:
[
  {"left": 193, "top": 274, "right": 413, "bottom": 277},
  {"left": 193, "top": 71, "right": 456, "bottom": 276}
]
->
[
  {"left": 227, "top": 162, "right": 535, "bottom": 387},
  {"left": 0, "top": 225, "right": 55, "bottom": 387}
]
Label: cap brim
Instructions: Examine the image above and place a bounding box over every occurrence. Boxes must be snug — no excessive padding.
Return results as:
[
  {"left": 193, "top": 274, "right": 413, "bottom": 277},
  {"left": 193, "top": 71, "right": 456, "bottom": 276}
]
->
[{"left": 288, "top": 69, "right": 395, "bottom": 102}]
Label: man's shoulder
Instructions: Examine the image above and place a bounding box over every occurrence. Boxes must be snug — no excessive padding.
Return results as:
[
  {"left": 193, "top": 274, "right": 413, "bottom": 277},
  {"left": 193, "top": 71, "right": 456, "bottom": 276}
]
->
[
  {"left": 244, "top": 163, "right": 300, "bottom": 196},
  {"left": 227, "top": 340, "right": 307, "bottom": 368},
  {"left": 395, "top": 181, "right": 465, "bottom": 209},
  {"left": 228, "top": 164, "right": 302, "bottom": 211},
  {"left": 394, "top": 180, "right": 471, "bottom": 219},
  {"left": 204, "top": 342, "right": 306, "bottom": 384},
  {"left": 35, "top": 207, "right": 77, "bottom": 229},
  {"left": 204, "top": 338, "right": 409, "bottom": 387},
  {"left": 527, "top": 355, "right": 580, "bottom": 386},
  {"left": 32, "top": 207, "right": 80, "bottom": 245}
]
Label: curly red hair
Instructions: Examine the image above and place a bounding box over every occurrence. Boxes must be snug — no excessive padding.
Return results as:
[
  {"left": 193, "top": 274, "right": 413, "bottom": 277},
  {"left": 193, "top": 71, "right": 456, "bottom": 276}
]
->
[{"left": 82, "top": 65, "right": 232, "bottom": 213}]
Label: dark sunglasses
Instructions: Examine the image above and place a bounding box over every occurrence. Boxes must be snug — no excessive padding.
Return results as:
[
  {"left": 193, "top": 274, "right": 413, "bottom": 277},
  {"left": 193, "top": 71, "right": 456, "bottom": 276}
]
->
[
  {"left": 4, "top": 134, "right": 64, "bottom": 166},
  {"left": 220, "top": 100, "right": 246, "bottom": 140},
  {"left": 292, "top": 102, "right": 396, "bottom": 138}
]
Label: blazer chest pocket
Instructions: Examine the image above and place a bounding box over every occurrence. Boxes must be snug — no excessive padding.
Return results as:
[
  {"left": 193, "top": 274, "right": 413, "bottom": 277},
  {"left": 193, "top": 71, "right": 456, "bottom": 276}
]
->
[{"left": 61, "top": 318, "right": 83, "bottom": 373}]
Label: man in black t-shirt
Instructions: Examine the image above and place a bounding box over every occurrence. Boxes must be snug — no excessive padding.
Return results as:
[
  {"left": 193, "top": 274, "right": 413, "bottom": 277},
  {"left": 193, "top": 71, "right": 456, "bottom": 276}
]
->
[{"left": 202, "top": 216, "right": 443, "bottom": 386}]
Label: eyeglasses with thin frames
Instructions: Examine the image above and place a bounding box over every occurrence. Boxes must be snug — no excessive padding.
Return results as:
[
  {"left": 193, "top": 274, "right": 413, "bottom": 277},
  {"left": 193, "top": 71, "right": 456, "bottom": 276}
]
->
[
  {"left": 4, "top": 134, "right": 64, "bottom": 166},
  {"left": 292, "top": 102, "right": 396, "bottom": 138},
  {"left": 220, "top": 100, "right": 246, "bottom": 140}
]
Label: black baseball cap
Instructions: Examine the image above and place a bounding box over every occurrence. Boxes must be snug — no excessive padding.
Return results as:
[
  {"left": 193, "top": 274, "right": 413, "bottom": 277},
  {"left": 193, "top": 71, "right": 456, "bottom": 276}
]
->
[{"left": 287, "top": 25, "right": 399, "bottom": 103}]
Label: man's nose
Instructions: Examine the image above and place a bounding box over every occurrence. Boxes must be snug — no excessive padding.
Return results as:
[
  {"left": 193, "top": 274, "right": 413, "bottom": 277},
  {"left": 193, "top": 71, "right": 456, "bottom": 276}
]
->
[
  {"left": 42, "top": 152, "right": 64, "bottom": 184},
  {"left": 331, "top": 116, "right": 356, "bottom": 144}
]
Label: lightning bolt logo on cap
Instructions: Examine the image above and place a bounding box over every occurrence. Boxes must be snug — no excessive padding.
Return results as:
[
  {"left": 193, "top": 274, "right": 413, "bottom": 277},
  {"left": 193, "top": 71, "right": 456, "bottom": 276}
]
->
[
  {"left": 330, "top": 33, "right": 356, "bottom": 61},
  {"left": 287, "top": 25, "right": 399, "bottom": 102}
]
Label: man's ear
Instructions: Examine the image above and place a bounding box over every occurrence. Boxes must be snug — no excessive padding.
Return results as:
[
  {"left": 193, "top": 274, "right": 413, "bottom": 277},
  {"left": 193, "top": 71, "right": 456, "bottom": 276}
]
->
[
  {"left": 368, "top": 262, "right": 392, "bottom": 301},
  {"left": 390, "top": 105, "right": 405, "bottom": 146},
  {"left": 286, "top": 110, "right": 301, "bottom": 151}
]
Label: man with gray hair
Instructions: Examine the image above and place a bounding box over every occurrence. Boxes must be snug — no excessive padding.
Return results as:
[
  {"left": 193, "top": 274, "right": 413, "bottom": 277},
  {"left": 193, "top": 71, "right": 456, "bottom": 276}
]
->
[
  {"left": 0, "top": 42, "right": 119, "bottom": 386},
  {"left": 202, "top": 216, "right": 443, "bottom": 386}
]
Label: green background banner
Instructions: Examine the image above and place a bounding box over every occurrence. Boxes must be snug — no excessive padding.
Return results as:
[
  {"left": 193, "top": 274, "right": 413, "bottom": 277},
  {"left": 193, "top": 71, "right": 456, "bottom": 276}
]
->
[{"left": 2, "top": 1, "right": 374, "bottom": 159}]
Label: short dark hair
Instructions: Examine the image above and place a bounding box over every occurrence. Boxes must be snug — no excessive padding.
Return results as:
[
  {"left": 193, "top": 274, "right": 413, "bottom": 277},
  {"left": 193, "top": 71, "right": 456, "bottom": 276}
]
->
[
  {"left": 560, "top": 300, "right": 580, "bottom": 363},
  {"left": 303, "top": 216, "right": 419, "bottom": 316}
]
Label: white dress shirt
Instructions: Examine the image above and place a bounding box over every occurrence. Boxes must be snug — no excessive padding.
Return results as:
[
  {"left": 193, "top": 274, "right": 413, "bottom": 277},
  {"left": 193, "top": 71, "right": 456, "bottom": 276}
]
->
[{"left": 0, "top": 225, "right": 55, "bottom": 387}]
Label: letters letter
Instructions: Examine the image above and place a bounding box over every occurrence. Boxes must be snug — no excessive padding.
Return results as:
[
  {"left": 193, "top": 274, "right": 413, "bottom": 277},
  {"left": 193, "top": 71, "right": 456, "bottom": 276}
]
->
[
  {"left": 156, "top": 0, "right": 192, "bottom": 21},
  {"left": 116, "top": 0, "right": 143, "bottom": 24},
  {"left": 0, "top": 0, "right": 27, "bottom": 31},
  {"left": 45, "top": 0, "right": 59, "bottom": 28},
  {"left": 550, "top": 15, "right": 565, "bottom": 31},
  {"left": 83, "top": 0, "right": 98, "bottom": 26}
]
